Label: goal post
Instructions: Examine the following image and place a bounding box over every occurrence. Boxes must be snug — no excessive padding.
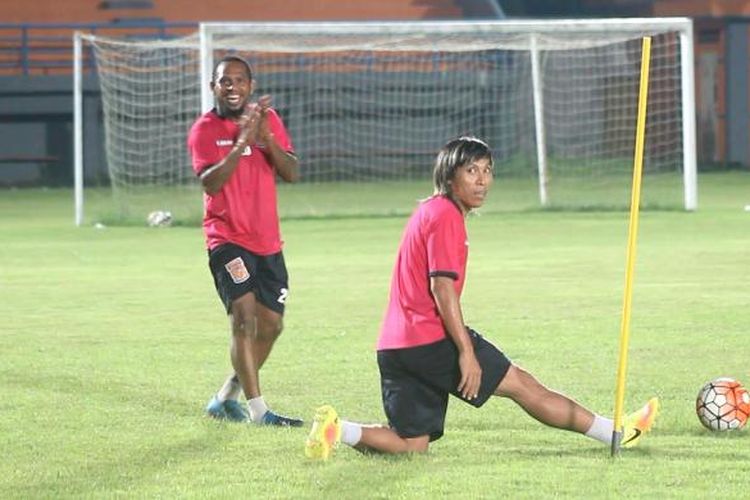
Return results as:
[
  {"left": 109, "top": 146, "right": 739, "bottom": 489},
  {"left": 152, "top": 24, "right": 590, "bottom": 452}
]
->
[
  {"left": 74, "top": 18, "right": 697, "bottom": 225},
  {"left": 679, "top": 26, "right": 698, "bottom": 211},
  {"left": 74, "top": 31, "right": 202, "bottom": 226}
]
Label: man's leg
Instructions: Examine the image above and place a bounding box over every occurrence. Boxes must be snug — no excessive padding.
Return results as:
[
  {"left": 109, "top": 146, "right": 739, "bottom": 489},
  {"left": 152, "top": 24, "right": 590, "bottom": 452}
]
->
[
  {"left": 254, "top": 303, "right": 283, "bottom": 369},
  {"left": 229, "top": 292, "right": 262, "bottom": 400},
  {"left": 207, "top": 293, "right": 259, "bottom": 421},
  {"left": 228, "top": 292, "right": 280, "bottom": 424},
  {"left": 493, "top": 364, "right": 658, "bottom": 447},
  {"left": 494, "top": 364, "right": 595, "bottom": 433},
  {"left": 215, "top": 374, "right": 242, "bottom": 402},
  {"left": 305, "top": 405, "right": 429, "bottom": 460},
  {"left": 247, "top": 302, "right": 302, "bottom": 426},
  {"left": 213, "top": 304, "right": 280, "bottom": 414},
  {"left": 308, "top": 341, "right": 451, "bottom": 457},
  {"left": 357, "top": 426, "right": 430, "bottom": 454}
]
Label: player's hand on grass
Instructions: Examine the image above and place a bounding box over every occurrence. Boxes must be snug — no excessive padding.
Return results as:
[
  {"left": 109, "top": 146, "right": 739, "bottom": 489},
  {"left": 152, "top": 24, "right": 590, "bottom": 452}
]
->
[{"left": 457, "top": 351, "right": 482, "bottom": 400}]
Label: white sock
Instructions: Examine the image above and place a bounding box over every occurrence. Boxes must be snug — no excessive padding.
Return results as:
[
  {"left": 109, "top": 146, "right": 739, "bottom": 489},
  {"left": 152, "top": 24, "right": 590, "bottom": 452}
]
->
[
  {"left": 247, "top": 396, "right": 269, "bottom": 422},
  {"left": 340, "top": 420, "right": 363, "bottom": 446},
  {"left": 585, "top": 414, "right": 614, "bottom": 445},
  {"left": 216, "top": 375, "right": 242, "bottom": 402}
]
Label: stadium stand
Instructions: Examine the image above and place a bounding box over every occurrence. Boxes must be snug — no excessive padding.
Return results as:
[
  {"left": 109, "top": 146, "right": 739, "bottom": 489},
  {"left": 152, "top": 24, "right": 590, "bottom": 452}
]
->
[
  {"left": 0, "top": 0, "right": 494, "bottom": 76},
  {"left": 1, "top": 0, "right": 464, "bottom": 24}
]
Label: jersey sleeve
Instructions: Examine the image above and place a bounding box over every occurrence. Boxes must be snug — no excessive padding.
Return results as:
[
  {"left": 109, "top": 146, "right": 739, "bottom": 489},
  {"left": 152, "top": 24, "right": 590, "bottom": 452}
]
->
[
  {"left": 187, "top": 119, "right": 220, "bottom": 176},
  {"left": 265, "top": 108, "right": 294, "bottom": 153},
  {"left": 425, "top": 209, "right": 465, "bottom": 281}
]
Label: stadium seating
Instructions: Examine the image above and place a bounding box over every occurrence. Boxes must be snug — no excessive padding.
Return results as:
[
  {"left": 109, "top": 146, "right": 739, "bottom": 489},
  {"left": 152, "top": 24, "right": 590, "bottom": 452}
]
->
[{"left": 0, "top": 0, "right": 466, "bottom": 76}]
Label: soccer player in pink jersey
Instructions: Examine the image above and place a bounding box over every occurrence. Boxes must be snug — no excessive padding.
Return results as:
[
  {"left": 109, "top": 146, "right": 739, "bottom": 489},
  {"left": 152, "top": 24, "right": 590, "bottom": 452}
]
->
[
  {"left": 188, "top": 55, "right": 302, "bottom": 426},
  {"left": 305, "top": 136, "right": 657, "bottom": 459}
]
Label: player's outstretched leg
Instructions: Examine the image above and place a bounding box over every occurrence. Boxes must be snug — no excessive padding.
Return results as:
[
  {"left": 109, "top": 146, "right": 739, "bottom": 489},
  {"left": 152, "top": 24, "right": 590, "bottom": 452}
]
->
[
  {"left": 305, "top": 405, "right": 342, "bottom": 460},
  {"left": 621, "top": 397, "right": 659, "bottom": 448}
]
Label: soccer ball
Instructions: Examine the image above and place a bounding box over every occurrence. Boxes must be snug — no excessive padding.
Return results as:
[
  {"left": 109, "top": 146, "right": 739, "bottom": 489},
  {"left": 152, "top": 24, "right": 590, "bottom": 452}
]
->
[
  {"left": 147, "top": 210, "right": 172, "bottom": 227},
  {"left": 695, "top": 377, "right": 750, "bottom": 431}
]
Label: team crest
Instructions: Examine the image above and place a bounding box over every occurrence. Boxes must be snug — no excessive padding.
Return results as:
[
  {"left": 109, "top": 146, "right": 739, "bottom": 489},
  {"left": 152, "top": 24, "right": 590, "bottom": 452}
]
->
[{"left": 225, "top": 257, "right": 251, "bottom": 284}]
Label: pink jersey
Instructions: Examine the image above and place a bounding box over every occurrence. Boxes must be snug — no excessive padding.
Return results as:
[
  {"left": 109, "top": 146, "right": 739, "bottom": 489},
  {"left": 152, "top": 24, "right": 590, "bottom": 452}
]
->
[
  {"left": 377, "top": 196, "right": 468, "bottom": 350},
  {"left": 187, "top": 108, "right": 294, "bottom": 255}
]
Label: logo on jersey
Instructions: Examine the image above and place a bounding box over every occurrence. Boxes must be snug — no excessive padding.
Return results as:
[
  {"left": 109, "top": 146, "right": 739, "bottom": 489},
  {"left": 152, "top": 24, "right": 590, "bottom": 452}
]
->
[
  {"left": 225, "top": 257, "right": 251, "bottom": 284},
  {"left": 215, "top": 139, "right": 252, "bottom": 156}
]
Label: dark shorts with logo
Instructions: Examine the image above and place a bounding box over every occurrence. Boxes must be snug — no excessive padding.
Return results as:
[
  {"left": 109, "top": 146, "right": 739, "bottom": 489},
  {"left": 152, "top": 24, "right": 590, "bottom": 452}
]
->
[
  {"left": 208, "top": 242, "right": 289, "bottom": 314},
  {"left": 377, "top": 327, "right": 511, "bottom": 442}
]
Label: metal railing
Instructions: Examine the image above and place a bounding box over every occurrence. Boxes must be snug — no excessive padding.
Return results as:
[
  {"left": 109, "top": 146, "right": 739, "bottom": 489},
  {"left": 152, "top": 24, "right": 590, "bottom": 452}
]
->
[{"left": 0, "top": 21, "right": 196, "bottom": 75}]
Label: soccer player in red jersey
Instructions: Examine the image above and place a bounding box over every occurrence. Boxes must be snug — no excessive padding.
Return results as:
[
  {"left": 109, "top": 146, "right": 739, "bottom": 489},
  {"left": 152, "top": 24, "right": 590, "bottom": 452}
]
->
[
  {"left": 305, "top": 136, "right": 657, "bottom": 459},
  {"left": 188, "top": 55, "right": 302, "bottom": 426}
]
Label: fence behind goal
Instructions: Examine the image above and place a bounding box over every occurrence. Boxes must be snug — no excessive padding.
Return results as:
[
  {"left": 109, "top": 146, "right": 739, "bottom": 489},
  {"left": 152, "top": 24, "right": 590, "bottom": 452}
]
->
[{"left": 74, "top": 19, "right": 696, "bottom": 226}]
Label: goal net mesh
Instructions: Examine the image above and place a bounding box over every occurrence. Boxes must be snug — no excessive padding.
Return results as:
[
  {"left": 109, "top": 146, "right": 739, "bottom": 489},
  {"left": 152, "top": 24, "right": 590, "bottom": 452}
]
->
[{"left": 82, "top": 24, "right": 686, "bottom": 224}]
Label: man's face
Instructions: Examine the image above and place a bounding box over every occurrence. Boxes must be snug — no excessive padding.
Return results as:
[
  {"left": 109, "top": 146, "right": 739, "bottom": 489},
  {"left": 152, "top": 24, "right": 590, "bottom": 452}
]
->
[
  {"left": 211, "top": 61, "right": 253, "bottom": 118},
  {"left": 450, "top": 158, "right": 494, "bottom": 213}
]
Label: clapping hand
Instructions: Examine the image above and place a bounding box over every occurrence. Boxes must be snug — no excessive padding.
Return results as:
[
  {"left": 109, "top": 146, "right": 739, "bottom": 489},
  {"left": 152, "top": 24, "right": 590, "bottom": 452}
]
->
[
  {"left": 236, "top": 102, "right": 262, "bottom": 146},
  {"left": 256, "top": 94, "right": 274, "bottom": 144}
]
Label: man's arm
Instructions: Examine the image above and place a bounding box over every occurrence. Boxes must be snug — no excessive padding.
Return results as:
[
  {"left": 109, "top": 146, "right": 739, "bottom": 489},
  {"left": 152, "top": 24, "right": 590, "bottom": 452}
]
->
[
  {"left": 430, "top": 275, "right": 482, "bottom": 400},
  {"left": 260, "top": 131, "right": 299, "bottom": 183},
  {"left": 199, "top": 141, "right": 247, "bottom": 195},
  {"left": 199, "top": 104, "right": 261, "bottom": 195},
  {"left": 257, "top": 98, "right": 299, "bottom": 183}
]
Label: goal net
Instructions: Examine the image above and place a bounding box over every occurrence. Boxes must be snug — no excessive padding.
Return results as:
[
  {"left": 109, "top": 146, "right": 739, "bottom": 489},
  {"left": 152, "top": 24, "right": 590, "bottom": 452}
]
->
[{"left": 74, "top": 19, "right": 696, "bottom": 225}]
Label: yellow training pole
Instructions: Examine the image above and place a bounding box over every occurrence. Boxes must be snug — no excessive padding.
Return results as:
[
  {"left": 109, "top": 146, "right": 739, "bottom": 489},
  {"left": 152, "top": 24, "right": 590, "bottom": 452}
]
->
[{"left": 611, "top": 36, "right": 651, "bottom": 457}]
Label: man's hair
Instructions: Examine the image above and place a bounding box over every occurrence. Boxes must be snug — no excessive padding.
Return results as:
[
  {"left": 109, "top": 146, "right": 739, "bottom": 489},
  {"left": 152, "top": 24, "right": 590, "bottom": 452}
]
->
[
  {"left": 211, "top": 55, "right": 253, "bottom": 82},
  {"left": 433, "top": 136, "right": 493, "bottom": 195}
]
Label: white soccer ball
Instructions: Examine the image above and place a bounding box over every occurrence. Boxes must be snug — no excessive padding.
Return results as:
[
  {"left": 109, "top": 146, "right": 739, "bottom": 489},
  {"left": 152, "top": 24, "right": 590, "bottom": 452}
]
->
[
  {"left": 696, "top": 377, "right": 750, "bottom": 431},
  {"left": 147, "top": 210, "right": 173, "bottom": 227}
]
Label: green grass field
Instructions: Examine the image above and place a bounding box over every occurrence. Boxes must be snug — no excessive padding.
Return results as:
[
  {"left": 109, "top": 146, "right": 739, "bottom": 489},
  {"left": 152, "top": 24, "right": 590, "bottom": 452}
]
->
[
  {"left": 1, "top": 172, "right": 749, "bottom": 498},
  {"left": 82, "top": 170, "right": 688, "bottom": 226}
]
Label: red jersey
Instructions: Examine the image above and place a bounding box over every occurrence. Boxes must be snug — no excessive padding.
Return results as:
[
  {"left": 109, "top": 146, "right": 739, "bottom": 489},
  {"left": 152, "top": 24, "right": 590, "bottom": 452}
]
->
[
  {"left": 187, "top": 108, "right": 294, "bottom": 254},
  {"left": 377, "top": 195, "right": 468, "bottom": 350}
]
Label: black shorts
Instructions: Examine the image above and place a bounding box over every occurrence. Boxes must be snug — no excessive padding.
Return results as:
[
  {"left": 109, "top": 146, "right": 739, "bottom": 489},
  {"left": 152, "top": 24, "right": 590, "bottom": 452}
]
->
[
  {"left": 208, "top": 242, "right": 289, "bottom": 314},
  {"left": 377, "top": 328, "right": 511, "bottom": 442}
]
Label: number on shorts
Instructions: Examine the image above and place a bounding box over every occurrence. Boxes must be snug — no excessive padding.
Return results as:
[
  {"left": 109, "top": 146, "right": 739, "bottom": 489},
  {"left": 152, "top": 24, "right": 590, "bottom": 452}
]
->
[{"left": 277, "top": 287, "right": 289, "bottom": 304}]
